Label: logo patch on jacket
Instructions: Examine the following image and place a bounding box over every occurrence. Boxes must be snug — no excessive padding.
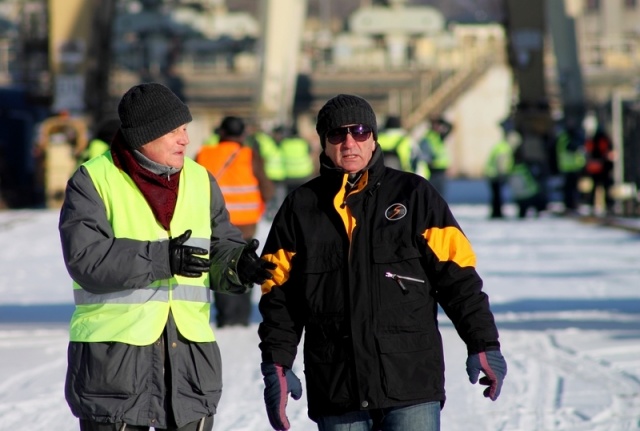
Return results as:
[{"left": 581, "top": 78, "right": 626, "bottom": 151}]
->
[{"left": 385, "top": 203, "right": 407, "bottom": 221}]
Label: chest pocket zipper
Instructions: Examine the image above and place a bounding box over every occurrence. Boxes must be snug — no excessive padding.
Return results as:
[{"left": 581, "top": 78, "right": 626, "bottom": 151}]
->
[{"left": 384, "top": 272, "right": 425, "bottom": 294}]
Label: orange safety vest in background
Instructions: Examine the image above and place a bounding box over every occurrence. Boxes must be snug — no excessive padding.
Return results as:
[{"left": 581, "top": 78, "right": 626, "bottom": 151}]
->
[{"left": 196, "top": 141, "right": 263, "bottom": 225}]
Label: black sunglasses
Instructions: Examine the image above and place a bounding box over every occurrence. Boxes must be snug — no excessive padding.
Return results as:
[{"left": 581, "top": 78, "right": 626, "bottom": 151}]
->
[{"left": 325, "top": 124, "right": 373, "bottom": 145}]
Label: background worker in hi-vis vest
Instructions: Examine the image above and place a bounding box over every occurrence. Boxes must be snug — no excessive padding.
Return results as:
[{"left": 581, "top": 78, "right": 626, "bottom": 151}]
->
[
  {"left": 59, "top": 82, "right": 276, "bottom": 431},
  {"left": 196, "top": 115, "right": 274, "bottom": 328}
]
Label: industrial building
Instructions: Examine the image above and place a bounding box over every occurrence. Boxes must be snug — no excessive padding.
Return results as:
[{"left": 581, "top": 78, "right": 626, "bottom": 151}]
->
[{"left": 0, "top": 0, "right": 637, "bottom": 213}]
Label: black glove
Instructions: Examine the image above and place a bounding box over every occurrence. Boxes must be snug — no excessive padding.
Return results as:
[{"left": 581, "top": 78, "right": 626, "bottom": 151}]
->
[
  {"left": 261, "top": 362, "right": 302, "bottom": 430},
  {"left": 466, "top": 350, "right": 507, "bottom": 401},
  {"left": 237, "top": 239, "right": 276, "bottom": 285},
  {"left": 169, "top": 229, "right": 210, "bottom": 278}
]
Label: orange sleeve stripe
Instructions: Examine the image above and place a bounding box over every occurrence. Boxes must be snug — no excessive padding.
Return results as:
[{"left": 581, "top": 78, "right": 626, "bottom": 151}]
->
[
  {"left": 260, "top": 249, "right": 296, "bottom": 294},
  {"left": 423, "top": 226, "right": 476, "bottom": 268}
]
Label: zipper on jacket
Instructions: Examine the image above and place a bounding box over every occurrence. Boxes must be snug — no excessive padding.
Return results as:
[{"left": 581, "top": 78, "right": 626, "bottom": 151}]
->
[{"left": 385, "top": 272, "right": 425, "bottom": 294}]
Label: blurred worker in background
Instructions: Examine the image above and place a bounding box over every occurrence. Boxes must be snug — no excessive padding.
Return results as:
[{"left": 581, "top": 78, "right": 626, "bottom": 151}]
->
[
  {"left": 196, "top": 115, "right": 274, "bottom": 327},
  {"left": 419, "top": 116, "right": 452, "bottom": 198},
  {"left": 246, "top": 123, "right": 286, "bottom": 220},
  {"left": 509, "top": 130, "right": 549, "bottom": 219},
  {"left": 376, "top": 115, "right": 414, "bottom": 173},
  {"left": 583, "top": 126, "right": 615, "bottom": 216},
  {"left": 76, "top": 117, "right": 121, "bottom": 166},
  {"left": 555, "top": 118, "right": 586, "bottom": 215},
  {"left": 485, "top": 120, "right": 515, "bottom": 219},
  {"left": 202, "top": 124, "right": 220, "bottom": 147},
  {"left": 273, "top": 125, "right": 315, "bottom": 196}
]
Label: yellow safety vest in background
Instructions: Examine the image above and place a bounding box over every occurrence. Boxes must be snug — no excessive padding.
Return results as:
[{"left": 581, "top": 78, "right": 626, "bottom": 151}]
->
[
  {"left": 424, "top": 130, "right": 450, "bottom": 170},
  {"left": 253, "top": 131, "right": 285, "bottom": 182},
  {"left": 377, "top": 132, "right": 413, "bottom": 172},
  {"left": 280, "top": 137, "right": 314, "bottom": 180},
  {"left": 485, "top": 139, "right": 514, "bottom": 179},
  {"left": 556, "top": 132, "right": 586, "bottom": 173}
]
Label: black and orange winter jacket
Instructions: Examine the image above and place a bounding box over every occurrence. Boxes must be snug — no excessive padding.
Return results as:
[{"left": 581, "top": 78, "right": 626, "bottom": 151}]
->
[{"left": 258, "top": 145, "right": 499, "bottom": 421}]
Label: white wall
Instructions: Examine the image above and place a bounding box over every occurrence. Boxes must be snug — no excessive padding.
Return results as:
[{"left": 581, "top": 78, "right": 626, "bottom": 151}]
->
[{"left": 446, "top": 65, "right": 513, "bottom": 178}]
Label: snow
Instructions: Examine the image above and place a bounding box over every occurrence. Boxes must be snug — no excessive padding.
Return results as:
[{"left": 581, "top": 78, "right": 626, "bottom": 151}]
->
[{"left": 1, "top": 204, "right": 640, "bottom": 431}]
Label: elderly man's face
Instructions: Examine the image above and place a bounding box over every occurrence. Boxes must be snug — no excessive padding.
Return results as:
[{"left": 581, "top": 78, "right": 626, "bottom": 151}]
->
[
  {"left": 138, "top": 124, "right": 190, "bottom": 169},
  {"left": 324, "top": 124, "right": 376, "bottom": 174}
]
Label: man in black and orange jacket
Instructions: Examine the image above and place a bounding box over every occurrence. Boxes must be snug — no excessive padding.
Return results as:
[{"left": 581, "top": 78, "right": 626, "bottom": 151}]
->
[{"left": 257, "top": 94, "right": 506, "bottom": 431}]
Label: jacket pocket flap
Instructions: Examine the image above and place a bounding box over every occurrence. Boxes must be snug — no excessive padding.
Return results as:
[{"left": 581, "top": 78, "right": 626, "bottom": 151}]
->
[
  {"left": 373, "top": 244, "right": 421, "bottom": 264},
  {"left": 377, "top": 332, "right": 432, "bottom": 354}
]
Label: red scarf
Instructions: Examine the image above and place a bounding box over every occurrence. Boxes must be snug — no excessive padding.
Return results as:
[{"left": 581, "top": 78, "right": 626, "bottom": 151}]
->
[{"left": 111, "top": 131, "right": 180, "bottom": 230}]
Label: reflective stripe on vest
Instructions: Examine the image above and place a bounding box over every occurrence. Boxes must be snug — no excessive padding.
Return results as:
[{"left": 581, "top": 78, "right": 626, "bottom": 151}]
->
[
  {"left": 196, "top": 142, "right": 263, "bottom": 225},
  {"left": 73, "top": 283, "right": 212, "bottom": 304},
  {"left": 72, "top": 154, "right": 215, "bottom": 345}
]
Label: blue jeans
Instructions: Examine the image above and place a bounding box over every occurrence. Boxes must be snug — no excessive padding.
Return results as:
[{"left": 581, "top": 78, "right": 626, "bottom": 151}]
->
[{"left": 316, "top": 401, "right": 441, "bottom": 431}]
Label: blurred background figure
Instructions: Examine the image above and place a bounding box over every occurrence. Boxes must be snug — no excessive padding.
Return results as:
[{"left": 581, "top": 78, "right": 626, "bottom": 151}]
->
[
  {"left": 273, "top": 125, "right": 315, "bottom": 196},
  {"left": 202, "top": 125, "right": 220, "bottom": 147},
  {"left": 196, "top": 115, "right": 274, "bottom": 327},
  {"left": 419, "top": 115, "right": 452, "bottom": 198},
  {"left": 76, "top": 117, "right": 120, "bottom": 166},
  {"left": 509, "top": 129, "right": 549, "bottom": 219},
  {"left": 376, "top": 115, "right": 414, "bottom": 173},
  {"left": 583, "top": 126, "right": 615, "bottom": 216},
  {"left": 245, "top": 123, "right": 285, "bottom": 220},
  {"left": 555, "top": 117, "right": 586, "bottom": 215},
  {"left": 485, "top": 119, "right": 515, "bottom": 219}
]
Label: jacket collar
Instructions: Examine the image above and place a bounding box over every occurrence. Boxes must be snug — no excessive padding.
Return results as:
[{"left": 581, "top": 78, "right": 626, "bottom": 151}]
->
[
  {"left": 319, "top": 143, "right": 385, "bottom": 188},
  {"left": 111, "top": 131, "right": 180, "bottom": 230}
]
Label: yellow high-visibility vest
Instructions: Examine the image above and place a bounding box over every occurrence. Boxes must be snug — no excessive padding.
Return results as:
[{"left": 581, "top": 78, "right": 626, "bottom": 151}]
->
[{"left": 70, "top": 154, "right": 214, "bottom": 345}]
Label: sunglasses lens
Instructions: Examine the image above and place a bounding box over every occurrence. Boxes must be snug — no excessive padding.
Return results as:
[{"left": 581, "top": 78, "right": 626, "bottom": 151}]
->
[
  {"left": 326, "top": 129, "right": 347, "bottom": 145},
  {"left": 351, "top": 126, "right": 372, "bottom": 142},
  {"left": 326, "top": 125, "right": 372, "bottom": 145}
]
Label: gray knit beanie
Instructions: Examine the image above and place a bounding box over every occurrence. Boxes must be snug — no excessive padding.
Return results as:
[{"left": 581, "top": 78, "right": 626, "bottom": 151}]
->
[
  {"left": 316, "top": 94, "right": 378, "bottom": 147},
  {"left": 118, "top": 82, "right": 192, "bottom": 150}
]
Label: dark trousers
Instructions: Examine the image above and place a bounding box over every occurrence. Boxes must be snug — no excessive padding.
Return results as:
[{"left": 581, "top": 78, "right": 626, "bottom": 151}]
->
[
  {"left": 213, "top": 228, "right": 255, "bottom": 328},
  {"left": 429, "top": 169, "right": 447, "bottom": 199},
  {"left": 516, "top": 193, "right": 547, "bottom": 218},
  {"left": 562, "top": 171, "right": 581, "bottom": 211},
  {"left": 79, "top": 415, "right": 213, "bottom": 431},
  {"left": 588, "top": 173, "right": 614, "bottom": 212},
  {"left": 214, "top": 291, "right": 252, "bottom": 327},
  {"left": 488, "top": 179, "right": 505, "bottom": 218}
]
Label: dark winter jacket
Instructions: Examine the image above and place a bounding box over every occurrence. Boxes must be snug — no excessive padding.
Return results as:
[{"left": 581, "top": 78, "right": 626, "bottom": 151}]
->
[{"left": 258, "top": 145, "right": 500, "bottom": 421}]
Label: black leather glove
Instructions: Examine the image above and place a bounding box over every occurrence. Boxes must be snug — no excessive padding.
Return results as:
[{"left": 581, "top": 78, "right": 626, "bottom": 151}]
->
[
  {"left": 169, "top": 229, "right": 210, "bottom": 278},
  {"left": 237, "top": 239, "right": 276, "bottom": 285}
]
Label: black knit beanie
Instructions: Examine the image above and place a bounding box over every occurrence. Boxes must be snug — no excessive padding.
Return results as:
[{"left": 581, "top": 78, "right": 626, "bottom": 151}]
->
[
  {"left": 118, "top": 82, "right": 192, "bottom": 150},
  {"left": 316, "top": 94, "right": 378, "bottom": 147}
]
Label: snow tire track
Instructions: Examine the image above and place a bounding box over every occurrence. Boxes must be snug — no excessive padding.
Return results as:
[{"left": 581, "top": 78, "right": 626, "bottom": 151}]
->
[{"left": 502, "top": 330, "right": 640, "bottom": 431}]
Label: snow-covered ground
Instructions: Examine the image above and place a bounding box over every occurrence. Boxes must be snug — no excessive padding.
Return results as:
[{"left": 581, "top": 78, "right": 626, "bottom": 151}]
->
[{"left": 1, "top": 204, "right": 639, "bottom": 431}]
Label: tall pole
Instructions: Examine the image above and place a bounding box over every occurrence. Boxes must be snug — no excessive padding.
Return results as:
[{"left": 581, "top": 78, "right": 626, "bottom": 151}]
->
[
  {"left": 84, "top": 0, "right": 117, "bottom": 124},
  {"left": 256, "top": 0, "right": 308, "bottom": 128},
  {"left": 546, "top": 0, "right": 585, "bottom": 126},
  {"left": 48, "top": 0, "right": 93, "bottom": 115}
]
